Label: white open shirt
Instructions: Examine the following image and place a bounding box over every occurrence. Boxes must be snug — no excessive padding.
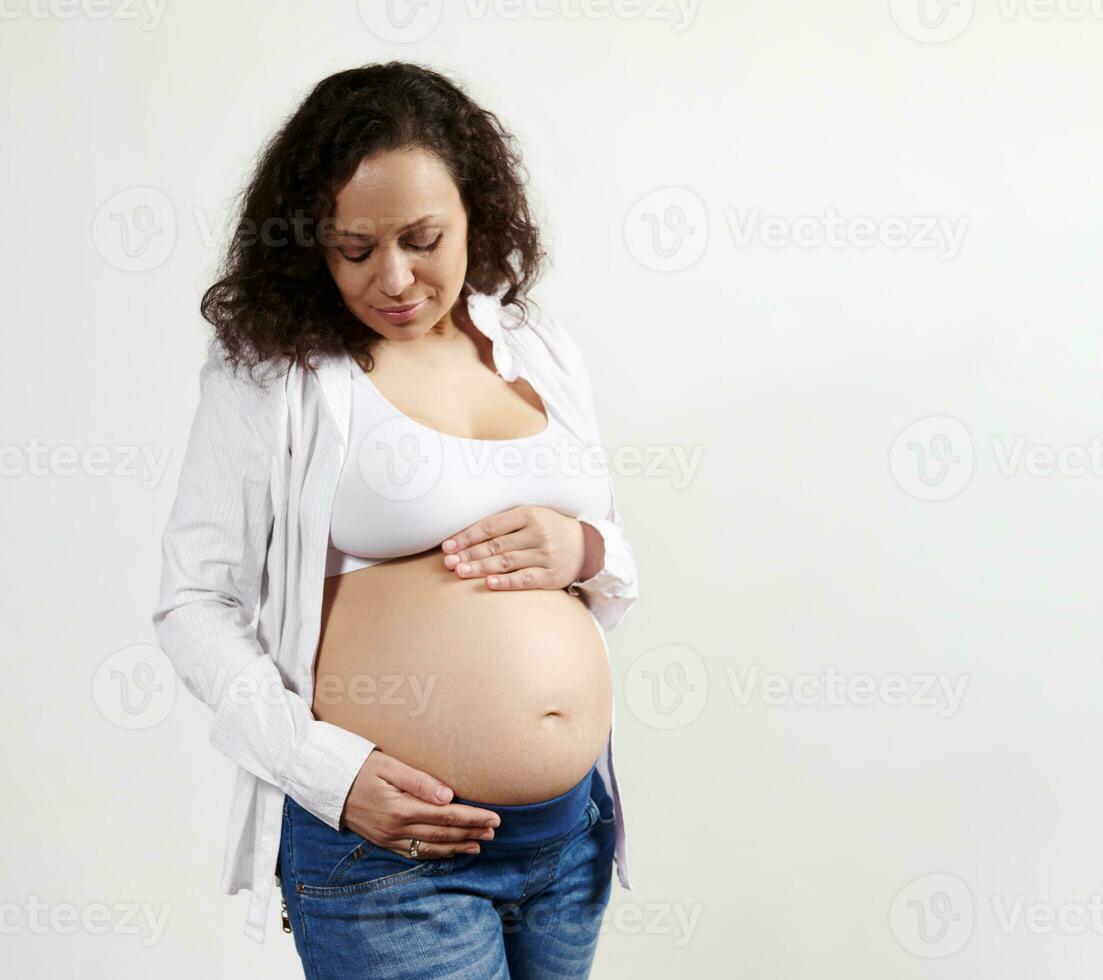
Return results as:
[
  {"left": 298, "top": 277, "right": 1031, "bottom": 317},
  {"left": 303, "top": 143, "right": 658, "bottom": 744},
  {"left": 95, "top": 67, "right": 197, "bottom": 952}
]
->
[{"left": 152, "top": 286, "right": 640, "bottom": 942}]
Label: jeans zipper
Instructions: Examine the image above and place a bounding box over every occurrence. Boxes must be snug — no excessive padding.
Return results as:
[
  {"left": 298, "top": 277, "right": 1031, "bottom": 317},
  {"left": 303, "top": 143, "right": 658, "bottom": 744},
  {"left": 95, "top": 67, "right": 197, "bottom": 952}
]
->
[{"left": 280, "top": 894, "right": 292, "bottom": 933}]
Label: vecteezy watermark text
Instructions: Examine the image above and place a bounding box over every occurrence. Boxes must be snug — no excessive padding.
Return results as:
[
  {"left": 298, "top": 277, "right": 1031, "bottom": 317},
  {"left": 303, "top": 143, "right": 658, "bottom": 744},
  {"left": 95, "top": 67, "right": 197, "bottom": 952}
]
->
[
  {"left": 1, "top": 439, "right": 172, "bottom": 489},
  {"left": 724, "top": 665, "right": 970, "bottom": 718}
]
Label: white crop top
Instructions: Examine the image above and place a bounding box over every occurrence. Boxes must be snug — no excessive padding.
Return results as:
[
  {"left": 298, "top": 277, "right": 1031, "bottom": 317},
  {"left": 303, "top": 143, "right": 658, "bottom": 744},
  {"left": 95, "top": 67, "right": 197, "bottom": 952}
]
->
[{"left": 325, "top": 356, "right": 613, "bottom": 577}]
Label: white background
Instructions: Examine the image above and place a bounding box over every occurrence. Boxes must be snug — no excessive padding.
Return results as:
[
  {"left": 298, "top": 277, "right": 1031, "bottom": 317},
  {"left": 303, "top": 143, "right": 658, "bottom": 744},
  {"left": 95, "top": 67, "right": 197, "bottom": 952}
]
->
[{"left": 3, "top": 0, "right": 1102, "bottom": 976}]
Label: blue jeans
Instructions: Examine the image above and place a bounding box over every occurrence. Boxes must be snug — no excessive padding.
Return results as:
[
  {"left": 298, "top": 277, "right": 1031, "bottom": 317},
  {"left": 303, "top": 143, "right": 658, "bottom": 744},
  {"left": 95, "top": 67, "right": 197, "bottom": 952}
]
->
[{"left": 277, "top": 763, "right": 616, "bottom": 979}]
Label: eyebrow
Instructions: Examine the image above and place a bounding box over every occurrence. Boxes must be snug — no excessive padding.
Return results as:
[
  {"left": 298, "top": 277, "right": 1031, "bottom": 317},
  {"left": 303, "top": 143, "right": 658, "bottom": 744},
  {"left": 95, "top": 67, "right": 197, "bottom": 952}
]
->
[{"left": 330, "top": 213, "right": 443, "bottom": 242}]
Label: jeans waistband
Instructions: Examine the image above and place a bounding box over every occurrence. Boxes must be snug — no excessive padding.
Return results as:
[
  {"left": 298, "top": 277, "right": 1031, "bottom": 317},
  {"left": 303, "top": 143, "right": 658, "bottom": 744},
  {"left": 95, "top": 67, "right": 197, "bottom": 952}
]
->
[{"left": 450, "top": 762, "right": 598, "bottom": 849}]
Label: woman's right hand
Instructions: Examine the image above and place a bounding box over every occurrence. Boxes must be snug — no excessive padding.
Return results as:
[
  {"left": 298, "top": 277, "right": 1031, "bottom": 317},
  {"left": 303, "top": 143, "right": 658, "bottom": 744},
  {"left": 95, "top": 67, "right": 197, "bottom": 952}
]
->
[{"left": 339, "top": 750, "right": 501, "bottom": 858}]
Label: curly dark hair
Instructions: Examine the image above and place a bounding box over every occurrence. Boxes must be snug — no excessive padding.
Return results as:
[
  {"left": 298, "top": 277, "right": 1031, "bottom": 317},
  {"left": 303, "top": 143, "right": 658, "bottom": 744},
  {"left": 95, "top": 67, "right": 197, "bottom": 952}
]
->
[{"left": 200, "top": 61, "right": 547, "bottom": 386}]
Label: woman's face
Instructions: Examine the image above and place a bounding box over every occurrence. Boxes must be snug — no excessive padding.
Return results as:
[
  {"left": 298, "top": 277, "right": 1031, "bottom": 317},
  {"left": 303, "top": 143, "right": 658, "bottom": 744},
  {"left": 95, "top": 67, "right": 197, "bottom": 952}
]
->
[{"left": 320, "top": 146, "right": 469, "bottom": 341}]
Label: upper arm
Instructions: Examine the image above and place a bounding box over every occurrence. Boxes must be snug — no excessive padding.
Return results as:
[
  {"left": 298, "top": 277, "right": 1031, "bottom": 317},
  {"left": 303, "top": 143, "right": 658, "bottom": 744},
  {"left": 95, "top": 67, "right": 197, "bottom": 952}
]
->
[{"left": 156, "top": 349, "right": 279, "bottom": 618}]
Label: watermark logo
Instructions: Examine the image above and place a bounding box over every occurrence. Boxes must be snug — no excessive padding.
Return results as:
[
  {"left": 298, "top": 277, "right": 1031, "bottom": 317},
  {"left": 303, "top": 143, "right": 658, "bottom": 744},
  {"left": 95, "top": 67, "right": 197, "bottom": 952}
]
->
[
  {"left": 92, "top": 187, "right": 176, "bottom": 272},
  {"left": 992, "top": 893, "right": 1103, "bottom": 935},
  {"left": 724, "top": 665, "right": 969, "bottom": 718},
  {"left": 0, "top": 0, "right": 168, "bottom": 30},
  {"left": 889, "top": 415, "right": 974, "bottom": 501},
  {"left": 0, "top": 438, "right": 172, "bottom": 489},
  {"left": 93, "top": 644, "right": 177, "bottom": 730},
  {"left": 0, "top": 897, "right": 172, "bottom": 945},
  {"left": 724, "top": 208, "right": 969, "bottom": 261},
  {"left": 313, "top": 672, "right": 439, "bottom": 715},
  {"left": 890, "top": 873, "right": 974, "bottom": 957},
  {"left": 624, "top": 187, "right": 708, "bottom": 273},
  {"left": 624, "top": 643, "right": 708, "bottom": 729},
  {"left": 355, "top": 415, "right": 445, "bottom": 503},
  {"left": 996, "top": 0, "right": 1103, "bottom": 19},
  {"left": 891, "top": 873, "right": 1103, "bottom": 952},
  {"left": 357, "top": 0, "right": 443, "bottom": 42},
  {"left": 893, "top": 0, "right": 1103, "bottom": 41},
  {"left": 991, "top": 435, "right": 1103, "bottom": 478},
  {"left": 625, "top": 191, "right": 970, "bottom": 271},
  {"left": 889, "top": 0, "right": 975, "bottom": 42}
]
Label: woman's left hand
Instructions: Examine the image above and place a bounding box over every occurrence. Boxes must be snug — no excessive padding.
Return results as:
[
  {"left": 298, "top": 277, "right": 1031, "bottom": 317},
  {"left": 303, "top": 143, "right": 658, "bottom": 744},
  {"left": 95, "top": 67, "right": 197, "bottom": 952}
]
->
[{"left": 441, "top": 505, "right": 603, "bottom": 590}]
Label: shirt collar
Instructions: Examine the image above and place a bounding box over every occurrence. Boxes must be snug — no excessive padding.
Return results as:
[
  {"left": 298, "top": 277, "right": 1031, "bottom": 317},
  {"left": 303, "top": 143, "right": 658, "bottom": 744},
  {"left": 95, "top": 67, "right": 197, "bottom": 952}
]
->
[{"left": 463, "top": 283, "right": 519, "bottom": 382}]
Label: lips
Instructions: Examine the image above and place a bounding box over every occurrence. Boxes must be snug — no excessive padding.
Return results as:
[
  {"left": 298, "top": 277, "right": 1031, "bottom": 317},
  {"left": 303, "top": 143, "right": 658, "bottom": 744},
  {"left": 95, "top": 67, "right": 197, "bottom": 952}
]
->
[{"left": 373, "top": 298, "right": 428, "bottom": 324}]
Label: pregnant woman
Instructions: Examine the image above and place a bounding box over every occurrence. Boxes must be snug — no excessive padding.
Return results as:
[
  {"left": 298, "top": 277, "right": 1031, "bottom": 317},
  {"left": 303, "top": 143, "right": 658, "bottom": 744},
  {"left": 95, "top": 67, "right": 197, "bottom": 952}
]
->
[{"left": 152, "top": 62, "right": 639, "bottom": 979}]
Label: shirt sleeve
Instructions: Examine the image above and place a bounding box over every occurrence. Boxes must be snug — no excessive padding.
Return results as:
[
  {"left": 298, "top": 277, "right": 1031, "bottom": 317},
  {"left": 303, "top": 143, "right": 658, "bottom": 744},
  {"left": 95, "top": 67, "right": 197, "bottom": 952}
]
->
[
  {"left": 152, "top": 346, "right": 376, "bottom": 831},
  {"left": 539, "top": 315, "right": 640, "bottom": 631}
]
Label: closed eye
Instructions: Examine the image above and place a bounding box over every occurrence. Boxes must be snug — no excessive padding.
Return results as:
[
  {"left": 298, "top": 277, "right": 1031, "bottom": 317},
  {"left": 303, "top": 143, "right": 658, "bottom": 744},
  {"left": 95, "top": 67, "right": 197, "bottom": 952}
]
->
[{"left": 343, "top": 235, "right": 442, "bottom": 264}]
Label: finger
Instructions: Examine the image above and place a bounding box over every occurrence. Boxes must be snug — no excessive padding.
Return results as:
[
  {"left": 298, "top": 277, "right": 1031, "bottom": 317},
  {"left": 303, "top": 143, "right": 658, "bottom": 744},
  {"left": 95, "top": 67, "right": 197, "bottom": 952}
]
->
[
  {"left": 484, "top": 567, "right": 551, "bottom": 590},
  {"left": 373, "top": 819, "right": 497, "bottom": 859},
  {"left": 373, "top": 835, "right": 484, "bottom": 860},
  {"left": 451, "top": 545, "right": 548, "bottom": 579},
  {"left": 444, "top": 529, "right": 535, "bottom": 568},
  {"left": 403, "top": 822, "right": 497, "bottom": 846},
  {"left": 380, "top": 821, "right": 498, "bottom": 859},
  {"left": 440, "top": 507, "right": 531, "bottom": 556},
  {"left": 398, "top": 800, "right": 502, "bottom": 833},
  {"left": 374, "top": 752, "right": 457, "bottom": 805}
]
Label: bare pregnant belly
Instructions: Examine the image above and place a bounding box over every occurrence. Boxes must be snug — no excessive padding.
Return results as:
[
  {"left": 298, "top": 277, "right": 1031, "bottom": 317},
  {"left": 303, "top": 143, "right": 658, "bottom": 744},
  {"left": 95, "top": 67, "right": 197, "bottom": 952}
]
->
[{"left": 311, "top": 548, "right": 613, "bottom": 804}]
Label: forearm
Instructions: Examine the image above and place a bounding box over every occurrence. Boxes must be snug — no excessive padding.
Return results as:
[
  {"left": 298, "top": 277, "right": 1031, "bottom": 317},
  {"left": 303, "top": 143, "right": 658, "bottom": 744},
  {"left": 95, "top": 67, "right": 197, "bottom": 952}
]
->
[{"left": 154, "top": 594, "right": 377, "bottom": 830}]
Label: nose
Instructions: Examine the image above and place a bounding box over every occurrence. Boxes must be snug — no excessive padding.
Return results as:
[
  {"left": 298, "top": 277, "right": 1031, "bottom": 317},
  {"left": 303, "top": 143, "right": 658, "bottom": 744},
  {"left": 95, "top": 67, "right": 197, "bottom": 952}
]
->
[{"left": 376, "top": 246, "right": 415, "bottom": 297}]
